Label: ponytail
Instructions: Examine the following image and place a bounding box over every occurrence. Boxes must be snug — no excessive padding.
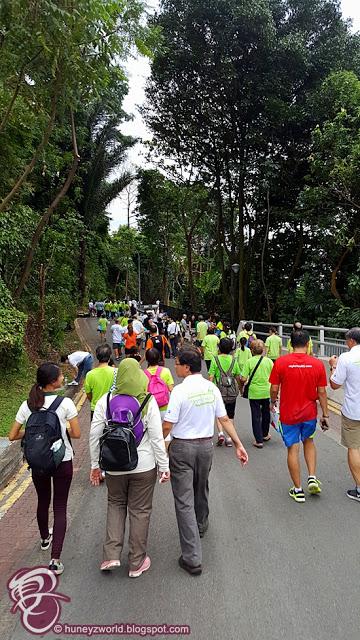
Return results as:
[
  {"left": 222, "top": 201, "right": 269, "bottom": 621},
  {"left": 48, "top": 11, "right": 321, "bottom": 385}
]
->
[
  {"left": 27, "top": 362, "right": 61, "bottom": 411},
  {"left": 27, "top": 383, "right": 45, "bottom": 412},
  {"left": 239, "top": 337, "right": 247, "bottom": 352}
]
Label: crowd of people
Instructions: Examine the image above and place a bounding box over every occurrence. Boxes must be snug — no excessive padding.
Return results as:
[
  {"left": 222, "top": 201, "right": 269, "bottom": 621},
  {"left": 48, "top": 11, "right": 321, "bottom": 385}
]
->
[{"left": 8, "top": 303, "right": 360, "bottom": 582}]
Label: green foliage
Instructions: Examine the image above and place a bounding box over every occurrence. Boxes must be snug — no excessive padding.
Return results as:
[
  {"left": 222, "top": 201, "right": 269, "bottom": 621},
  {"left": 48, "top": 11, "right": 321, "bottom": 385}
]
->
[{"left": 0, "top": 280, "right": 27, "bottom": 365}]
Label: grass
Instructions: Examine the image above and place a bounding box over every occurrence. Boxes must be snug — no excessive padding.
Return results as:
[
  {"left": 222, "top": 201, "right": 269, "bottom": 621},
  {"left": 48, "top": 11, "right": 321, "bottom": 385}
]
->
[{"left": 0, "top": 326, "right": 84, "bottom": 437}]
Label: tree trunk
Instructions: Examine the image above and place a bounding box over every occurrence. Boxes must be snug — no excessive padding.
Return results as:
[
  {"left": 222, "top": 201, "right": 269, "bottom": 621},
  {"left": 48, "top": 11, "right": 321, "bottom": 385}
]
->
[
  {"left": 286, "top": 221, "right": 304, "bottom": 289},
  {"left": 0, "top": 82, "right": 58, "bottom": 212},
  {"left": 260, "top": 189, "right": 272, "bottom": 321},
  {"left": 39, "top": 263, "right": 46, "bottom": 339},
  {"left": 14, "top": 110, "right": 80, "bottom": 299},
  {"left": 331, "top": 247, "right": 351, "bottom": 301},
  {"left": 186, "top": 235, "right": 195, "bottom": 311},
  {"left": 238, "top": 192, "right": 245, "bottom": 320}
]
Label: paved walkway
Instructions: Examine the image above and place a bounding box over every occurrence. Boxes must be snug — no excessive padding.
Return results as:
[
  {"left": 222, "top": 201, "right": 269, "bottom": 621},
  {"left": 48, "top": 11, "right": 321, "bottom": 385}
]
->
[{"left": 0, "top": 318, "right": 358, "bottom": 640}]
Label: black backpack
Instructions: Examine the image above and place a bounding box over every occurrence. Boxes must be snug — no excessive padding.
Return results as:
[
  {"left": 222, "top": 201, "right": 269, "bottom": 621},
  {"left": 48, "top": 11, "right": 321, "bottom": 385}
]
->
[
  {"left": 215, "top": 356, "right": 239, "bottom": 404},
  {"left": 151, "top": 335, "right": 164, "bottom": 357},
  {"left": 22, "top": 397, "right": 67, "bottom": 474},
  {"left": 99, "top": 393, "right": 152, "bottom": 472}
]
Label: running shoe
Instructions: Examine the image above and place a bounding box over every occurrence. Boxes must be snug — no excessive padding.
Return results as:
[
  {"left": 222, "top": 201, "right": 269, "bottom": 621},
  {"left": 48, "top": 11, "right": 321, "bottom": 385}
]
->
[
  {"left": 128, "top": 555, "right": 151, "bottom": 578},
  {"left": 217, "top": 434, "right": 225, "bottom": 446},
  {"left": 41, "top": 528, "right": 53, "bottom": 551},
  {"left": 100, "top": 560, "right": 121, "bottom": 571},
  {"left": 307, "top": 477, "right": 322, "bottom": 495},
  {"left": 288, "top": 487, "right": 305, "bottom": 503},
  {"left": 225, "top": 437, "right": 233, "bottom": 447},
  {"left": 347, "top": 488, "right": 360, "bottom": 502},
  {"left": 49, "top": 560, "right": 64, "bottom": 575},
  {"left": 67, "top": 380, "right": 79, "bottom": 386}
]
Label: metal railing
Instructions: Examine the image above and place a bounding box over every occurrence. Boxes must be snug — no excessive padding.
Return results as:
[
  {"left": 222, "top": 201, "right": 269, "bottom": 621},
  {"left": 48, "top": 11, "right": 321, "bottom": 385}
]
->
[{"left": 238, "top": 321, "right": 348, "bottom": 357}]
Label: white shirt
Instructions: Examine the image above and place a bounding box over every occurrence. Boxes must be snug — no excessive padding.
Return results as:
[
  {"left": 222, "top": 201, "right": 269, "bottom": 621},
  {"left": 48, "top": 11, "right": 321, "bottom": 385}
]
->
[
  {"left": 111, "top": 324, "right": 126, "bottom": 343},
  {"left": 15, "top": 395, "right": 78, "bottom": 461},
  {"left": 68, "top": 351, "right": 90, "bottom": 367},
  {"left": 164, "top": 374, "right": 226, "bottom": 438},
  {"left": 168, "top": 321, "right": 179, "bottom": 336},
  {"left": 132, "top": 319, "right": 145, "bottom": 335},
  {"left": 89, "top": 395, "right": 169, "bottom": 475},
  {"left": 331, "top": 345, "right": 360, "bottom": 420}
]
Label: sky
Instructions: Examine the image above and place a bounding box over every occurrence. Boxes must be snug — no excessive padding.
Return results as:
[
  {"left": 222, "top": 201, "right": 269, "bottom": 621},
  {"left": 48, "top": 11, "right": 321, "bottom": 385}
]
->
[{"left": 108, "top": 0, "right": 360, "bottom": 231}]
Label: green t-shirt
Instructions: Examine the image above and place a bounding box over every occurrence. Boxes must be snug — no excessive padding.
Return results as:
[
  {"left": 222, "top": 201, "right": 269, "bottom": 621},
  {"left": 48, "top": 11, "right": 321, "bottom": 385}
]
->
[
  {"left": 237, "top": 330, "right": 257, "bottom": 343},
  {"left": 235, "top": 346, "right": 252, "bottom": 374},
  {"left": 120, "top": 316, "right": 128, "bottom": 327},
  {"left": 98, "top": 317, "right": 108, "bottom": 331},
  {"left": 202, "top": 334, "right": 219, "bottom": 361},
  {"left": 84, "top": 366, "right": 115, "bottom": 410},
  {"left": 265, "top": 334, "right": 282, "bottom": 360},
  {"left": 208, "top": 354, "right": 241, "bottom": 384},
  {"left": 104, "top": 303, "right": 111, "bottom": 311},
  {"left": 242, "top": 355, "right": 273, "bottom": 400},
  {"left": 197, "top": 321, "right": 208, "bottom": 341}
]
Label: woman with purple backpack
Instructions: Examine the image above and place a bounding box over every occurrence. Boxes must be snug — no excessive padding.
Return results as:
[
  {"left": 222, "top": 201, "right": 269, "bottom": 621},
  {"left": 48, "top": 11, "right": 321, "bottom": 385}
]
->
[{"left": 89, "top": 358, "right": 170, "bottom": 577}]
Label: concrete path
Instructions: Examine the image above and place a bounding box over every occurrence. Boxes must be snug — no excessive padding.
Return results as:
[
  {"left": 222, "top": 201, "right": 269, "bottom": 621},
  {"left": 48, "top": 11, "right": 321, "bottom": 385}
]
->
[{"left": 0, "top": 318, "right": 358, "bottom": 640}]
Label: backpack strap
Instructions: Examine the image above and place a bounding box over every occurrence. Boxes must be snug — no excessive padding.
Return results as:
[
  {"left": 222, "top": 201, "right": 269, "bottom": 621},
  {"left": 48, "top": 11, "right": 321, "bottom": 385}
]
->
[
  {"left": 48, "top": 396, "right": 64, "bottom": 412},
  {"left": 226, "top": 357, "right": 236, "bottom": 375},
  {"left": 134, "top": 393, "right": 152, "bottom": 420},
  {"left": 106, "top": 392, "right": 112, "bottom": 421}
]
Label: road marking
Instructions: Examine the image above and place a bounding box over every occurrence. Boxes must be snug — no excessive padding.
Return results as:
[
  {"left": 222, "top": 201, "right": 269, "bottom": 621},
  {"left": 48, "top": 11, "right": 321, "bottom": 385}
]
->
[
  {"left": 0, "top": 389, "right": 88, "bottom": 518},
  {"left": 328, "top": 399, "right": 341, "bottom": 416}
]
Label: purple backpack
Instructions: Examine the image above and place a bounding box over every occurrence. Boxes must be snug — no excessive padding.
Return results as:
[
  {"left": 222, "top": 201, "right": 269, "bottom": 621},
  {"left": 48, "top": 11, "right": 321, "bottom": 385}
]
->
[{"left": 106, "top": 394, "right": 151, "bottom": 444}]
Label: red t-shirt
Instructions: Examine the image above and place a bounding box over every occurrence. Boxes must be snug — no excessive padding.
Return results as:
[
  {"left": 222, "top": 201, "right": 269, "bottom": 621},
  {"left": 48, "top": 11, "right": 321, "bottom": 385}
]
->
[{"left": 269, "top": 353, "right": 327, "bottom": 425}]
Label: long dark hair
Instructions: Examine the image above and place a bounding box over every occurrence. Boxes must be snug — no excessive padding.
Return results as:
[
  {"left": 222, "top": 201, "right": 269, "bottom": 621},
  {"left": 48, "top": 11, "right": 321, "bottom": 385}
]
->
[{"left": 28, "top": 363, "right": 61, "bottom": 411}]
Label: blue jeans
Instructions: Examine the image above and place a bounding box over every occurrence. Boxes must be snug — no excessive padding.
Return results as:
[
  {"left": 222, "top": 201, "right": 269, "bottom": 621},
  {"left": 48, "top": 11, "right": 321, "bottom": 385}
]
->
[{"left": 75, "top": 354, "right": 93, "bottom": 383}]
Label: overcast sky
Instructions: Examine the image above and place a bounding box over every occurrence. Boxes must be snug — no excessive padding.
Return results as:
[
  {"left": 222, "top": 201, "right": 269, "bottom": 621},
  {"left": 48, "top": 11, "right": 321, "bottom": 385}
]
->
[{"left": 108, "top": 0, "right": 360, "bottom": 231}]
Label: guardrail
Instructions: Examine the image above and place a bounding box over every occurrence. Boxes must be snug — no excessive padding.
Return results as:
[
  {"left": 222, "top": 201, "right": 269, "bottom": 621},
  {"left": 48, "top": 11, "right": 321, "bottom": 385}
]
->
[{"left": 239, "top": 321, "right": 348, "bottom": 357}]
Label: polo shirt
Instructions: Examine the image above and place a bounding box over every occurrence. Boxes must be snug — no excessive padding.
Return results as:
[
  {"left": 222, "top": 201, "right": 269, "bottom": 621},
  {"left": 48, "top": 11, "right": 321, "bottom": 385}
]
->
[{"left": 331, "top": 345, "right": 360, "bottom": 420}]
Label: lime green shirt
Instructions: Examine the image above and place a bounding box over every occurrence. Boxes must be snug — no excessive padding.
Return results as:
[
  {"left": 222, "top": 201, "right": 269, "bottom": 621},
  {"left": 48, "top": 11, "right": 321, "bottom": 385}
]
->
[
  {"left": 235, "top": 346, "right": 252, "bottom": 374},
  {"left": 98, "top": 317, "right": 108, "bottom": 331},
  {"left": 237, "top": 330, "right": 257, "bottom": 343},
  {"left": 202, "top": 335, "right": 219, "bottom": 361},
  {"left": 208, "top": 354, "right": 241, "bottom": 384},
  {"left": 287, "top": 337, "right": 313, "bottom": 355},
  {"left": 197, "top": 321, "right": 208, "bottom": 341},
  {"left": 84, "top": 366, "right": 115, "bottom": 410},
  {"left": 120, "top": 316, "right": 128, "bottom": 327},
  {"left": 265, "top": 334, "right": 282, "bottom": 360},
  {"left": 242, "top": 355, "right": 273, "bottom": 400}
]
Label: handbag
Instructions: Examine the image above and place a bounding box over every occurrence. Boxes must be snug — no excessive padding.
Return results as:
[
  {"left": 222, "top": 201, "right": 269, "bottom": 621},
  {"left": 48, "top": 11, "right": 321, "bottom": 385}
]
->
[{"left": 242, "top": 356, "right": 264, "bottom": 399}]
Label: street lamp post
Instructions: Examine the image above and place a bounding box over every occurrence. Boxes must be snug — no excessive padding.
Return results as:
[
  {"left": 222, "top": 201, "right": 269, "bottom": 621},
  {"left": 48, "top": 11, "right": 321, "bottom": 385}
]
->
[
  {"left": 231, "top": 263, "right": 240, "bottom": 329},
  {"left": 137, "top": 253, "right": 141, "bottom": 304}
]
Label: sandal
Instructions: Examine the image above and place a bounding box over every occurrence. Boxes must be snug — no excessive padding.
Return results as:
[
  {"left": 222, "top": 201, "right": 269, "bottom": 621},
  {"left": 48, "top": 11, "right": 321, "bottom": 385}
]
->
[
  {"left": 263, "top": 435, "right": 271, "bottom": 442},
  {"left": 253, "top": 442, "right": 263, "bottom": 449}
]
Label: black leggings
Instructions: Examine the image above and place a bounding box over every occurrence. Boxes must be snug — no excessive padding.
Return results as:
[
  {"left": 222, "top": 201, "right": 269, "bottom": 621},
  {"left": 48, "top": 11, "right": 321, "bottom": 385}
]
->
[
  {"left": 32, "top": 460, "right": 73, "bottom": 558},
  {"left": 249, "top": 399, "right": 270, "bottom": 444}
]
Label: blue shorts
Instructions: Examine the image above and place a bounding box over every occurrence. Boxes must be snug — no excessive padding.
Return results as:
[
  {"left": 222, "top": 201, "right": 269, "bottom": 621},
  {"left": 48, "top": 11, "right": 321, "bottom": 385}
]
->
[{"left": 280, "top": 419, "right": 317, "bottom": 448}]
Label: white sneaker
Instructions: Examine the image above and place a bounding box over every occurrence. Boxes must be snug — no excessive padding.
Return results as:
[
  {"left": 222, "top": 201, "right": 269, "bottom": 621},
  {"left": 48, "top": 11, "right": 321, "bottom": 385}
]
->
[
  {"left": 41, "top": 527, "right": 53, "bottom": 551},
  {"left": 49, "top": 559, "right": 64, "bottom": 575},
  {"left": 67, "top": 380, "right": 79, "bottom": 386}
]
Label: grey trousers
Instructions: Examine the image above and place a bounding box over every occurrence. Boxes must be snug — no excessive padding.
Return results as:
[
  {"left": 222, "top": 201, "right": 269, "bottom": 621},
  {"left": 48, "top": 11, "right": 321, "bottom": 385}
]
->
[
  {"left": 103, "top": 468, "right": 157, "bottom": 570},
  {"left": 169, "top": 438, "right": 213, "bottom": 567}
]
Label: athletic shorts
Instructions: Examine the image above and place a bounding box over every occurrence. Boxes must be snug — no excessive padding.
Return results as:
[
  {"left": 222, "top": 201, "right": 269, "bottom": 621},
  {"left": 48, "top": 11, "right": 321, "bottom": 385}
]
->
[
  {"left": 341, "top": 414, "right": 360, "bottom": 449},
  {"left": 112, "top": 343, "right": 122, "bottom": 349},
  {"left": 280, "top": 419, "right": 317, "bottom": 448},
  {"left": 225, "top": 402, "right": 236, "bottom": 419}
]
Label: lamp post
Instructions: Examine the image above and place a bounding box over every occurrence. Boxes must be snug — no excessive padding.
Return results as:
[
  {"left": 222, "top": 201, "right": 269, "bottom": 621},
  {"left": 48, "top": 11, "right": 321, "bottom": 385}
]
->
[
  {"left": 231, "top": 263, "right": 240, "bottom": 328},
  {"left": 137, "top": 253, "right": 141, "bottom": 304}
]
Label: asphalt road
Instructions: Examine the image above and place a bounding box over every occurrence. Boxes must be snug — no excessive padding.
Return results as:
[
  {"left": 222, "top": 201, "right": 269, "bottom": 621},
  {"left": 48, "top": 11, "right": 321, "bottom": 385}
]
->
[{"left": 1, "top": 318, "right": 359, "bottom": 640}]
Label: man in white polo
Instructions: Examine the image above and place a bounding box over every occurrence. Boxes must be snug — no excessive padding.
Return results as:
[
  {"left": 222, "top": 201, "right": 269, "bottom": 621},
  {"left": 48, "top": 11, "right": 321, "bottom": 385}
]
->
[
  {"left": 329, "top": 327, "right": 360, "bottom": 501},
  {"left": 162, "top": 347, "right": 248, "bottom": 576}
]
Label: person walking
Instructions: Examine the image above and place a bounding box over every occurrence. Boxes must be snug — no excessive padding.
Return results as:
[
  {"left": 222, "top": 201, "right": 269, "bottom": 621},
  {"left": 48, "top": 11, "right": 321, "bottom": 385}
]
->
[
  {"left": 265, "top": 326, "right": 282, "bottom": 361},
  {"left": 111, "top": 318, "right": 126, "bottom": 360},
  {"left": 123, "top": 321, "right": 139, "bottom": 356},
  {"left": 167, "top": 317, "right": 180, "bottom": 357},
  {"left": 286, "top": 321, "right": 313, "bottom": 355},
  {"left": 195, "top": 315, "right": 208, "bottom": 348},
  {"left": 146, "top": 325, "right": 169, "bottom": 366},
  {"left": 201, "top": 327, "right": 219, "bottom": 371},
  {"left": 89, "top": 359, "right": 170, "bottom": 577},
  {"left": 162, "top": 348, "right": 248, "bottom": 576},
  {"left": 61, "top": 350, "right": 94, "bottom": 386},
  {"left": 84, "top": 344, "right": 116, "bottom": 420},
  {"left": 329, "top": 327, "right": 360, "bottom": 502},
  {"left": 97, "top": 313, "right": 109, "bottom": 342},
  {"left": 237, "top": 322, "right": 257, "bottom": 348},
  {"left": 209, "top": 337, "right": 242, "bottom": 447},
  {"left": 144, "top": 348, "right": 174, "bottom": 420},
  {"left": 270, "top": 330, "right": 329, "bottom": 503},
  {"left": 241, "top": 340, "right": 273, "bottom": 448},
  {"left": 235, "top": 337, "right": 251, "bottom": 392},
  {"left": 9, "top": 363, "right": 80, "bottom": 575}
]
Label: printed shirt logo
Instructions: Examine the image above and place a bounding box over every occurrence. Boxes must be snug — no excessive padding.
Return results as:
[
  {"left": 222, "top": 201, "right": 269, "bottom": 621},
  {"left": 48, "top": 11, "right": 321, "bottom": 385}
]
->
[
  {"left": 7, "top": 566, "right": 70, "bottom": 635},
  {"left": 188, "top": 389, "right": 215, "bottom": 407}
]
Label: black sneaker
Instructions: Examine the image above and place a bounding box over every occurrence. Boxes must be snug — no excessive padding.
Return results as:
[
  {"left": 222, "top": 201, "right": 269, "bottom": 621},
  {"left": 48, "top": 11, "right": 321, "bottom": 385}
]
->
[
  {"left": 288, "top": 487, "right": 305, "bottom": 503},
  {"left": 178, "top": 556, "right": 202, "bottom": 576},
  {"left": 347, "top": 488, "right": 360, "bottom": 502},
  {"left": 198, "top": 520, "right": 208, "bottom": 538},
  {"left": 41, "top": 528, "right": 53, "bottom": 551}
]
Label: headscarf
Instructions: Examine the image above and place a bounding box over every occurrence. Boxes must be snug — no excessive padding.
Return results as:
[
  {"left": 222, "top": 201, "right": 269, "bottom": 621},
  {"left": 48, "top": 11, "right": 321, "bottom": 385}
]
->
[{"left": 115, "top": 358, "right": 149, "bottom": 410}]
